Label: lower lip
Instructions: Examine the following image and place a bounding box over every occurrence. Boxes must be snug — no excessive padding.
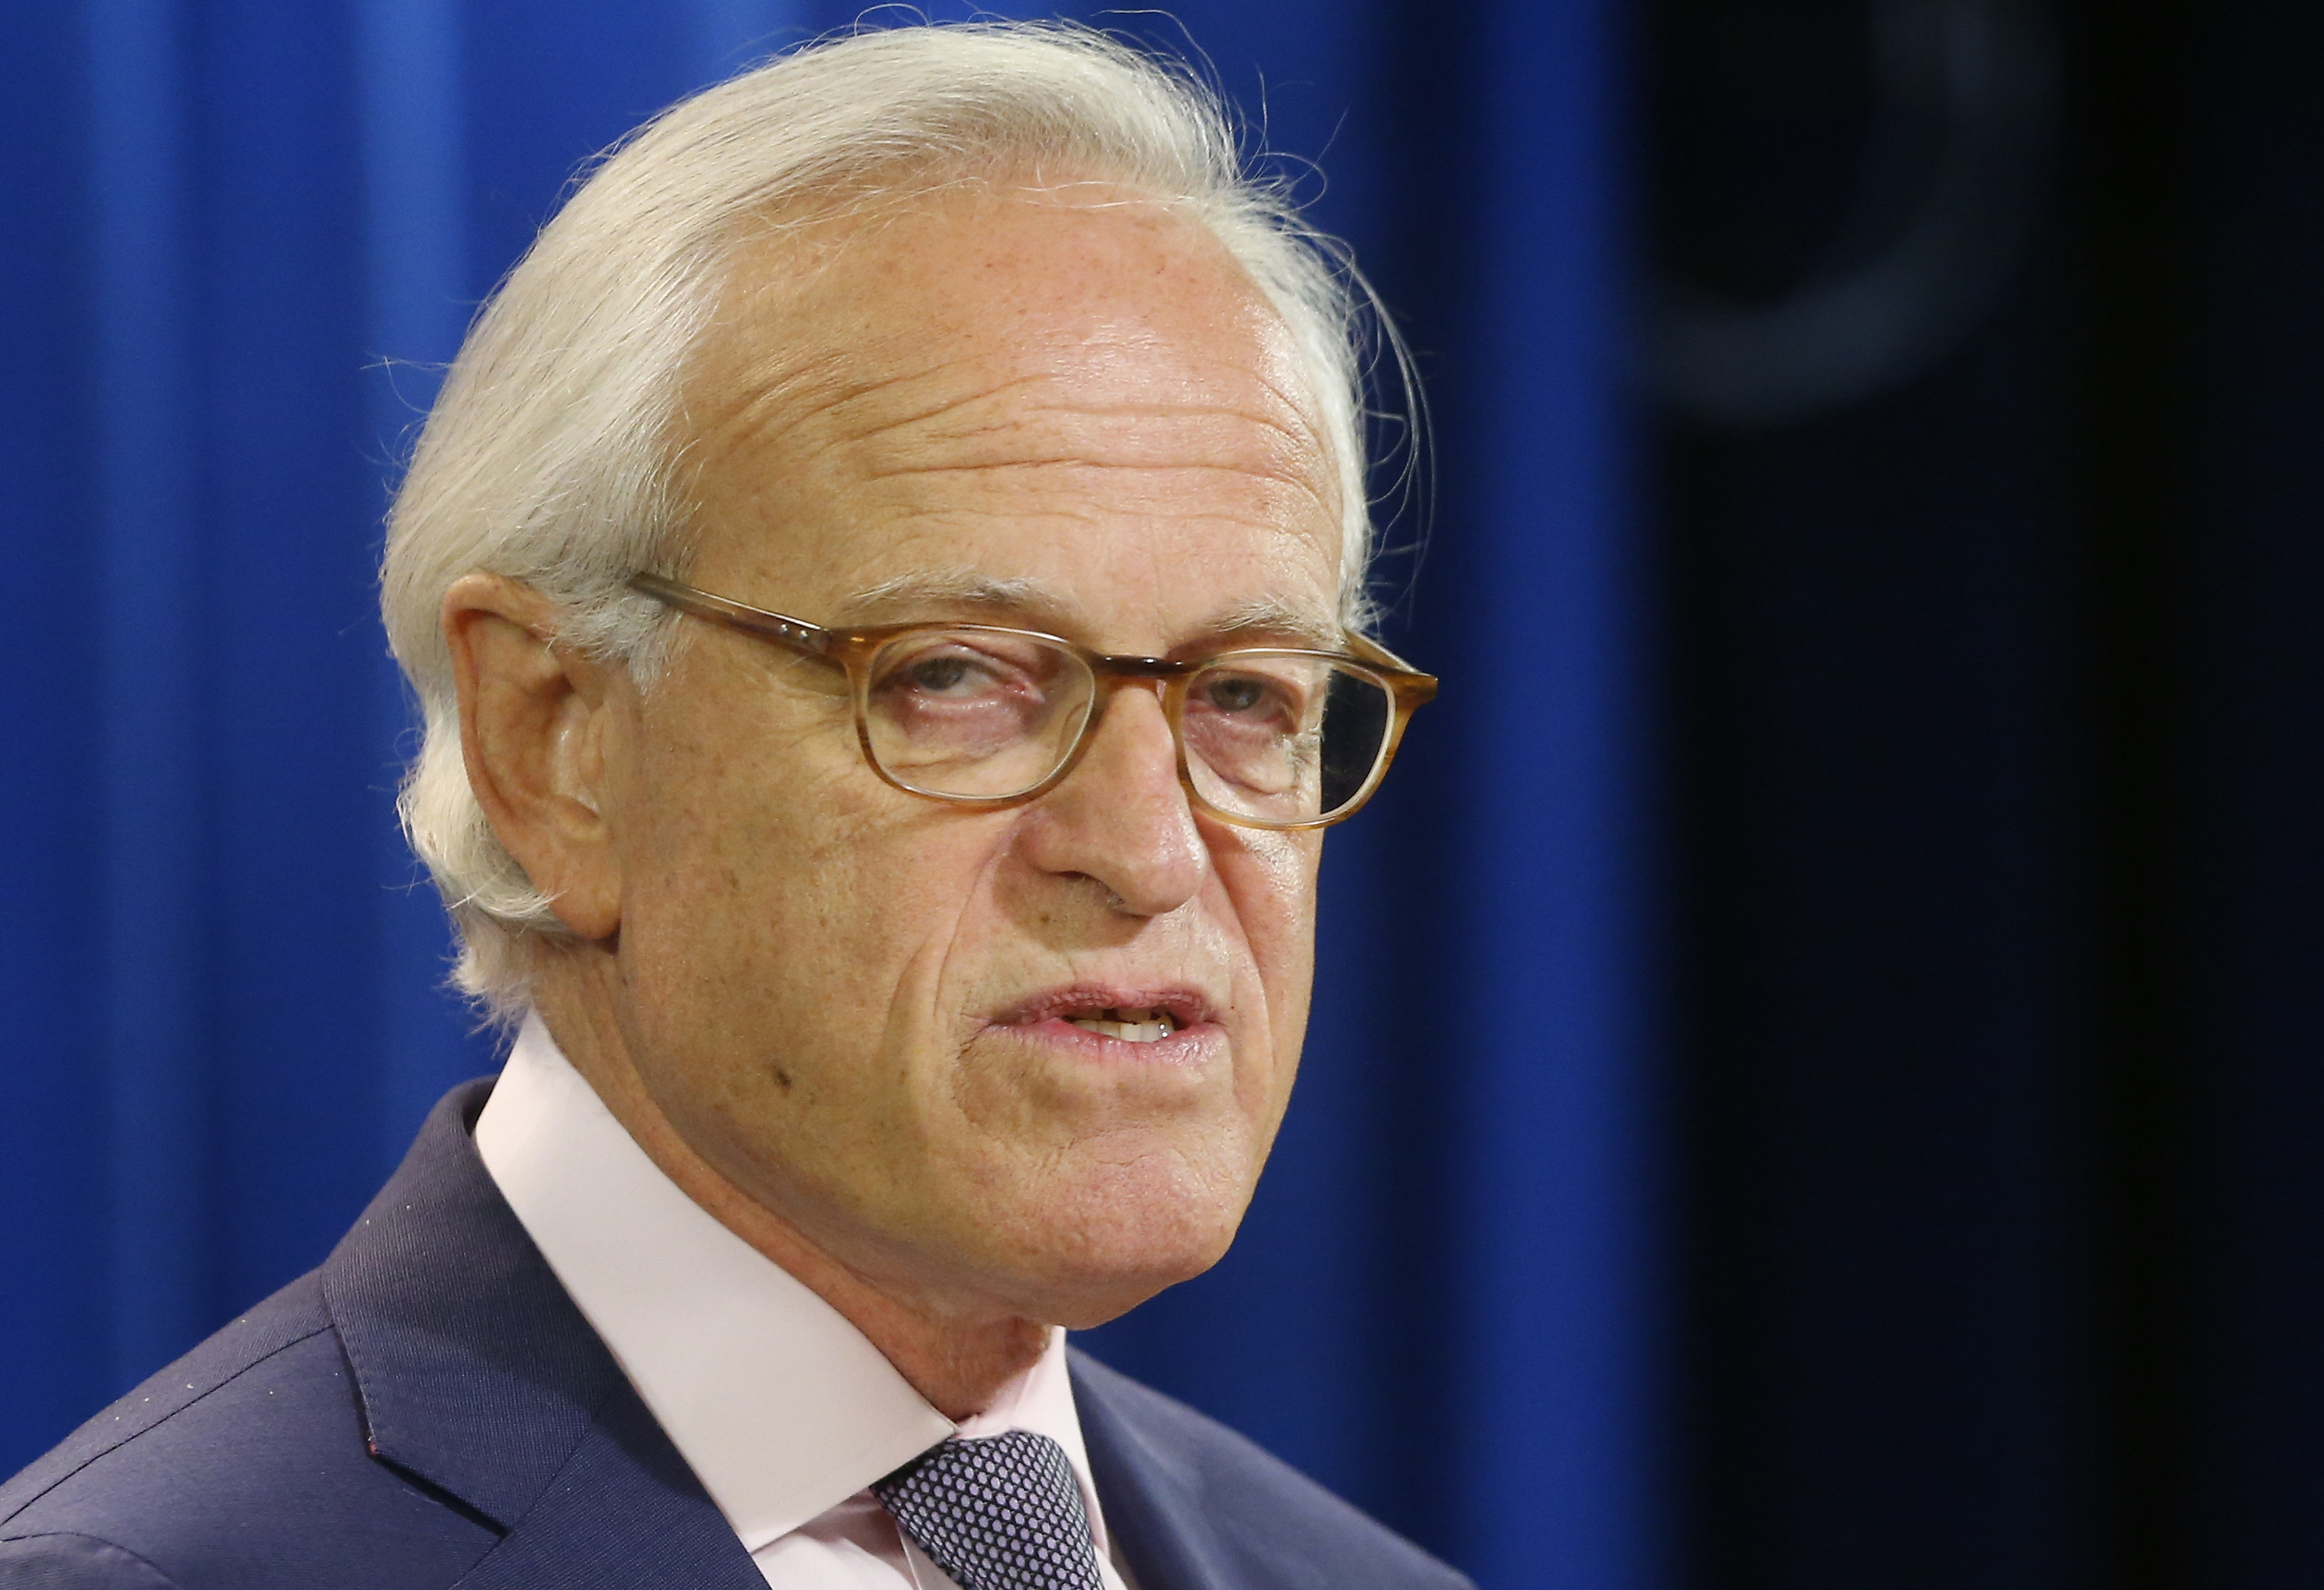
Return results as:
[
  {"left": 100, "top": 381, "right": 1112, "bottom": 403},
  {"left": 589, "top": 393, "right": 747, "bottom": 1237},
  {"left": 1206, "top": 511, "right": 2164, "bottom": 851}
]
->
[{"left": 996, "top": 1017, "right": 1224, "bottom": 1062}]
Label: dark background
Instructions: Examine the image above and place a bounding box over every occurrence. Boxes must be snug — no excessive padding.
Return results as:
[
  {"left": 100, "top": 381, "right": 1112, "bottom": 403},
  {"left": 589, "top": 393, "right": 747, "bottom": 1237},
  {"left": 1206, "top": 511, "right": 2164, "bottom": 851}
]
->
[
  {"left": 5, "top": 2, "right": 2320, "bottom": 1587},
  {"left": 1652, "top": 2, "right": 2324, "bottom": 1585}
]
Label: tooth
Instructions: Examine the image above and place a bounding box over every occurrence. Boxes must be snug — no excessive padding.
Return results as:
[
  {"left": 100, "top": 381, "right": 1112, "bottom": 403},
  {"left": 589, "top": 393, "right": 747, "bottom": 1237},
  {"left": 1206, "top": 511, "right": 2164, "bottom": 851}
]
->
[{"left": 1064, "top": 1015, "right": 1173, "bottom": 1042}]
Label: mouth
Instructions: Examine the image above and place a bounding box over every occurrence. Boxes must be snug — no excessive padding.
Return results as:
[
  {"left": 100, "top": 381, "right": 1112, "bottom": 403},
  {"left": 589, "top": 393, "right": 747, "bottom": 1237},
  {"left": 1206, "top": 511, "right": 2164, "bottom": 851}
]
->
[
  {"left": 1062, "top": 1006, "right": 1179, "bottom": 1043},
  {"left": 991, "top": 987, "right": 1215, "bottom": 1049}
]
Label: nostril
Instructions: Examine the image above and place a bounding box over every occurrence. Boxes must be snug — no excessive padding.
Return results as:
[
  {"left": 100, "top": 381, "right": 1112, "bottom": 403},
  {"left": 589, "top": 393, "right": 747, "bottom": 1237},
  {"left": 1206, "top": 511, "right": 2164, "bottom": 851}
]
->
[{"left": 1058, "top": 871, "right": 1126, "bottom": 906}]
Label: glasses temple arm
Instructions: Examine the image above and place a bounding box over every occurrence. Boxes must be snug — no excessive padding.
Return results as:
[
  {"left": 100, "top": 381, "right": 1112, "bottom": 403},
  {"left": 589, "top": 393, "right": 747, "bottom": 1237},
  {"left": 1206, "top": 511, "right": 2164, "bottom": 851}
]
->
[{"left": 628, "top": 573, "right": 837, "bottom": 660}]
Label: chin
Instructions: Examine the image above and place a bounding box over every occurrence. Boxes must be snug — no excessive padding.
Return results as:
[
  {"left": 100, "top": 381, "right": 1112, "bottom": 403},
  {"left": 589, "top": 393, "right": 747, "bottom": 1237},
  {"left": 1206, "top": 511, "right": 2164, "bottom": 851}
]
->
[
  {"left": 991, "top": 1162, "right": 1252, "bottom": 1329},
  {"left": 1031, "top": 1246, "right": 1229, "bottom": 1331}
]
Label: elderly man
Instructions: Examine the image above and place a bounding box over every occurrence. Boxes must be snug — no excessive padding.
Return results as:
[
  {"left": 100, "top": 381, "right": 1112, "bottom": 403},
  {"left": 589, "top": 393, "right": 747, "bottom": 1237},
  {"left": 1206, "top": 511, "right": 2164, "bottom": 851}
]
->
[{"left": 0, "top": 22, "right": 1457, "bottom": 1590}]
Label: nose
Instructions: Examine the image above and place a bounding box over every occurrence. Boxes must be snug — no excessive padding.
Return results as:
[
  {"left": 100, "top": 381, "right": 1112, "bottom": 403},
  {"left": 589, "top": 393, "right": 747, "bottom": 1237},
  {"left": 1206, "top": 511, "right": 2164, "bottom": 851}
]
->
[{"left": 1013, "top": 682, "right": 1207, "bottom": 916}]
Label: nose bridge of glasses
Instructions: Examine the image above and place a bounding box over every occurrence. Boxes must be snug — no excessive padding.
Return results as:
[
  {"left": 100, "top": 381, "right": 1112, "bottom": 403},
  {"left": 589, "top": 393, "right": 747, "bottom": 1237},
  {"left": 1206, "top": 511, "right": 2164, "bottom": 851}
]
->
[
  {"left": 1085, "top": 653, "right": 1200, "bottom": 730},
  {"left": 1061, "top": 668, "right": 1188, "bottom": 790},
  {"left": 1091, "top": 653, "right": 1215, "bottom": 754},
  {"left": 1088, "top": 650, "right": 1194, "bottom": 682},
  {"left": 1071, "top": 652, "right": 1181, "bottom": 726}
]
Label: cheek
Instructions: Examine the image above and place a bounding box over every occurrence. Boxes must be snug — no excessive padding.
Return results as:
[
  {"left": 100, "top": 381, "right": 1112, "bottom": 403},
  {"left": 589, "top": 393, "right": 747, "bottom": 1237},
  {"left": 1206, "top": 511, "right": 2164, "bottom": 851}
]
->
[
  {"left": 1230, "top": 830, "right": 1319, "bottom": 990},
  {"left": 624, "top": 708, "right": 1020, "bottom": 1080},
  {"left": 617, "top": 686, "right": 872, "bottom": 1037},
  {"left": 1214, "top": 829, "right": 1321, "bottom": 1106}
]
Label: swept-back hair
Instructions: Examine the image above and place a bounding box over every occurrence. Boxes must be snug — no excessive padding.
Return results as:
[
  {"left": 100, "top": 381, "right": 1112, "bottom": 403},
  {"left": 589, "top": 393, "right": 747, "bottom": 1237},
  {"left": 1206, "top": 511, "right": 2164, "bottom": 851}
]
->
[{"left": 380, "top": 20, "right": 1392, "bottom": 1019}]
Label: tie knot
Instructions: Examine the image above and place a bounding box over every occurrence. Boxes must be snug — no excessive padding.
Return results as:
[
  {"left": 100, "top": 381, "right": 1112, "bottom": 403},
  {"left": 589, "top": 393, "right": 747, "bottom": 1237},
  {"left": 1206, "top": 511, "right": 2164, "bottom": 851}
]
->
[{"left": 873, "top": 1430, "right": 1104, "bottom": 1590}]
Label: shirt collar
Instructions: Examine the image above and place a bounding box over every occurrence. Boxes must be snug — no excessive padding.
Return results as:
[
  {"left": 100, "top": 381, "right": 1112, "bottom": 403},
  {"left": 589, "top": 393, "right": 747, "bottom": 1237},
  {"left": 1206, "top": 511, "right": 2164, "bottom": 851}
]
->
[{"left": 473, "top": 1015, "right": 1108, "bottom": 1555}]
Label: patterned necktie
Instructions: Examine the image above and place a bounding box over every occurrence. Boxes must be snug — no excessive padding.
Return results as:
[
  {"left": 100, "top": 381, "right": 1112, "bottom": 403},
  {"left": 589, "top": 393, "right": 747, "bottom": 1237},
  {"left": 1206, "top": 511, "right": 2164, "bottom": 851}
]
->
[{"left": 871, "top": 1430, "right": 1105, "bottom": 1590}]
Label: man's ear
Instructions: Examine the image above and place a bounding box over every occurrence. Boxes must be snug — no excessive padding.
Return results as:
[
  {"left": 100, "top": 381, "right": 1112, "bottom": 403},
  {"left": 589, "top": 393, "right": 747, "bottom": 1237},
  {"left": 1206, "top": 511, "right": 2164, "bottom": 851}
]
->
[{"left": 442, "top": 572, "right": 627, "bottom": 942}]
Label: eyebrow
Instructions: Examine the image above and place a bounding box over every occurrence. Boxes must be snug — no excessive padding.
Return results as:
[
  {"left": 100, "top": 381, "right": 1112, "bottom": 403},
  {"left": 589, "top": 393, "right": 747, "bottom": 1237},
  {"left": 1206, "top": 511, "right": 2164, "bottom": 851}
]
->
[
  {"left": 830, "top": 569, "right": 1067, "bottom": 627},
  {"left": 830, "top": 568, "right": 1345, "bottom": 654},
  {"left": 1205, "top": 595, "right": 1345, "bottom": 652}
]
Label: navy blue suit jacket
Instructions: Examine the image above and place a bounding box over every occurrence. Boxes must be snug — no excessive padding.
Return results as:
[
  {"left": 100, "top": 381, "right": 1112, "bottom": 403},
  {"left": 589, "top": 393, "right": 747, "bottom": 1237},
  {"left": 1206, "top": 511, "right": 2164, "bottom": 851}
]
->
[{"left": 0, "top": 1081, "right": 1471, "bottom": 1589}]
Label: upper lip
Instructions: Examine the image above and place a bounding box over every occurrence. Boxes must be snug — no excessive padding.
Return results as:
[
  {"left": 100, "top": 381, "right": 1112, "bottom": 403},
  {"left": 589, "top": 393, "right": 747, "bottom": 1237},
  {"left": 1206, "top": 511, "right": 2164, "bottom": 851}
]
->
[{"left": 991, "top": 984, "right": 1217, "bottom": 1029}]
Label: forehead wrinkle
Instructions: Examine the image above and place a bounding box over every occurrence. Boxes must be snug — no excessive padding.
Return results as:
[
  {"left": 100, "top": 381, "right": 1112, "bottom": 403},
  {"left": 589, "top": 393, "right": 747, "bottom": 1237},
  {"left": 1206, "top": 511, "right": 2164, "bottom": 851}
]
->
[
  {"left": 860, "top": 397, "right": 1323, "bottom": 455},
  {"left": 682, "top": 186, "right": 1352, "bottom": 628},
  {"left": 699, "top": 284, "right": 1329, "bottom": 471},
  {"left": 686, "top": 207, "right": 1343, "bottom": 534},
  {"left": 828, "top": 392, "right": 1333, "bottom": 517},
  {"left": 821, "top": 363, "right": 1322, "bottom": 464},
  {"left": 682, "top": 345, "right": 860, "bottom": 486},
  {"left": 854, "top": 460, "right": 1333, "bottom": 524},
  {"left": 691, "top": 355, "right": 1332, "bottom": 522}
]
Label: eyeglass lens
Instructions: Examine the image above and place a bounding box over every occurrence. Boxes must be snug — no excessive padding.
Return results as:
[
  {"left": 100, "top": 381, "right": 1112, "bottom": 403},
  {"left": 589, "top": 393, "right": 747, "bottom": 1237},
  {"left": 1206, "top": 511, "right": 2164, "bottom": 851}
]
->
[{"left": 861, "top": 630, "right": 1394, "bottom": 822}]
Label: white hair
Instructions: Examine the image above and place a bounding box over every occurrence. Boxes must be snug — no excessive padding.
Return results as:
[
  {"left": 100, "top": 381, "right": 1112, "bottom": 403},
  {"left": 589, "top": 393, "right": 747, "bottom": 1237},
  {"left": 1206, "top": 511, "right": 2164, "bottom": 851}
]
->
[{"left": 380, "top": 19, "right": 1396, "bottom": 1020}]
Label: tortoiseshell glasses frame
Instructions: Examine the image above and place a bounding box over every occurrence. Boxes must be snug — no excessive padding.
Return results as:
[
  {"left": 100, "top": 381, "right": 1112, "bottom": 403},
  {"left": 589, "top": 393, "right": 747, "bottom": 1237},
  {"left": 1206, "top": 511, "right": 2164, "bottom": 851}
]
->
[{"left": 628, "top": 572, "right": 1439, "bottom": 831}]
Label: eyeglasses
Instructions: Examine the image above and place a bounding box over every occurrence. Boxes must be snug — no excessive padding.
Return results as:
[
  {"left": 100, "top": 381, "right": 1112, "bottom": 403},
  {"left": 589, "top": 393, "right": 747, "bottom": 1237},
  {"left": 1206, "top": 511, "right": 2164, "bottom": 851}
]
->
[{"left": 629, "top": 573, "right": 1439, "bottom": 831}]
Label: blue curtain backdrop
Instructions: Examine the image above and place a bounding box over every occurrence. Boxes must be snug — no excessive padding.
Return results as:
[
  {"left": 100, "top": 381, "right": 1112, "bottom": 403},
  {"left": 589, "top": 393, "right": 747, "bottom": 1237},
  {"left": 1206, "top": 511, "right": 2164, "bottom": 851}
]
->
[{"left": 0, "top": 5, "right": 1649, "bottom": 1588}]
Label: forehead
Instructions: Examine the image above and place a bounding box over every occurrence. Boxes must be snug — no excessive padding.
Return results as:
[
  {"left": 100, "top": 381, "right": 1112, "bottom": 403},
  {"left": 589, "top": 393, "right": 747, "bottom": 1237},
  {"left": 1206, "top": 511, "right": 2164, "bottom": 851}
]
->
[{"left": 679, "top": 181, "right": 1346, "bottom": 645}]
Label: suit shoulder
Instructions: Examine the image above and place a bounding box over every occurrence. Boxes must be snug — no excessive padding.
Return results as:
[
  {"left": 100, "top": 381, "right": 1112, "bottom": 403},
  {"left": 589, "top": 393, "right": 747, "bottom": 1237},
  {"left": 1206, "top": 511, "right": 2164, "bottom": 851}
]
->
[
  {"left": 0, "top": 1272, "right": 333, "bottom": 1525},
  {"left": 1068, "top": 1351, "right": 1475, "bottom": 1590},
  {"left": 1, "top": 1276, "right": 496, "bottom": 1590}
]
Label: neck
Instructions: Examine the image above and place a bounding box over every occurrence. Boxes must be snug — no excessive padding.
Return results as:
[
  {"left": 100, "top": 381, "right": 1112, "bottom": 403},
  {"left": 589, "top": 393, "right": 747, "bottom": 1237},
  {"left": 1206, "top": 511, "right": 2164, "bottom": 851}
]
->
[{"left": 528, "top": 968, "right": 1050, "bottom": 1421}]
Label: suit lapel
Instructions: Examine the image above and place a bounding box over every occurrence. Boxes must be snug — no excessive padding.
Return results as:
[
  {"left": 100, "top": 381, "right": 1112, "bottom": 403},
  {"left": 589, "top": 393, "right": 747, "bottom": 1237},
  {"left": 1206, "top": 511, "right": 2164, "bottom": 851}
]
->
[
  {"left": 323, "top": 1080, "right": 765, "bottom": 1590},
  {"left": 447, "top": 1386, "right": 773, "bottom": 1589},
  {"left": 1071, "top": 1353, "right": 1221, "bottom": 1590}
]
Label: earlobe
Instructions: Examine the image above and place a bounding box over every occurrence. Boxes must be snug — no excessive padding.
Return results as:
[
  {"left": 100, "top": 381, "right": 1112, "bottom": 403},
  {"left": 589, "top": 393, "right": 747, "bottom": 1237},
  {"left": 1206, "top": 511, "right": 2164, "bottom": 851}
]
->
[{"left": 442, "top": 574, "right": 627, "bottom": 942}]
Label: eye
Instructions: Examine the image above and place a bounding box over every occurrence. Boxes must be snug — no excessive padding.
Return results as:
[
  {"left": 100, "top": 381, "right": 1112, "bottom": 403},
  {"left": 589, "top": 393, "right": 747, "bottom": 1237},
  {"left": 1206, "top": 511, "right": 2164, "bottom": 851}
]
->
[
  {"left": 1204, "top": 675, "right": 1273, "bottom": 715},
  {"left": 907, "top": 655, "right": 978, "bottom": 695},
  {"left": 878, "top": 643, "right": 1025, "bottom": 703}
]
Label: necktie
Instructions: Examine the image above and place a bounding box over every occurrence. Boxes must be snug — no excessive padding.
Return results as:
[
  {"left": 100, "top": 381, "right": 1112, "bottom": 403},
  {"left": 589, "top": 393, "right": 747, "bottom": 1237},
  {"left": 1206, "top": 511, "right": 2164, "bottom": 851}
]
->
[{"left": 872, "top": 1430, "right": 1105, "bottom": 1590}]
